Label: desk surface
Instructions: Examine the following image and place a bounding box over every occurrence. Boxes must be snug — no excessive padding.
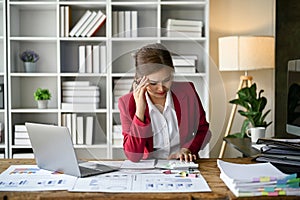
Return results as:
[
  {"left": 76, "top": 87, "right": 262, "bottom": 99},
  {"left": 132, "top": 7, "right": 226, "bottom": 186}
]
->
[
  {"left": 0, "top": 158, "right": 299, "bottom": 200},
  {"left": 224, "top": 137, "right": 260, "bottom": 157}
]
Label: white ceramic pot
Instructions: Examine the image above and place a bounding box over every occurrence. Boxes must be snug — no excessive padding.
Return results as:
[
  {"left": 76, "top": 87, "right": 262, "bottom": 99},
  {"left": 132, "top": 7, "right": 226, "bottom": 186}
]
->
[
  {"left": 37, "top": 100, "right": 48, "bottom": 109},
  {"left": 24, "top": 62, "right": 36, "bottom": 73}
]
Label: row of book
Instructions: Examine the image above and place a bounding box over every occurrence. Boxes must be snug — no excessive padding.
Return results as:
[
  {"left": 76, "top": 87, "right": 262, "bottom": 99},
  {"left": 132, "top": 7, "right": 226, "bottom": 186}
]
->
[
  {"left": 62, "top": 113, "right": 94, "bottom": 145},
  {"left": 112, "top": 124, "right": 123, "bottom": 147},
  {"left": 112, "top": 10, "right": 138, "bottom": 37},
  {"left": 172, "top": 54, "right": 198, "bottom": 73},
  {"left": 61, "top": 81, "right": 100, "bottom": 110},
  {"left": 78, "top": 44, "right": 107, "bottom": 73},
  {"left": 218, "top": 159, "right": 300, "bottom": 197},
  {"left": 14, "top": 125, "right": 31, "bottom": 146},
  {"left": 113, "top": 78, "right": 132, "bottom": 109},
  {"left": 61, "top": 7, "right": 107, "bottom": 37},
  {"left": 165, "top": 18, "right": 203, "bottom": 37}
]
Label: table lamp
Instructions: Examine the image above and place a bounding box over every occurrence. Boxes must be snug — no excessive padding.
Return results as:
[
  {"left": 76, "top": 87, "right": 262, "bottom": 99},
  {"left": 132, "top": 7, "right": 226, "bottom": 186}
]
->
[{"left": 218, "top": 36, "right": 274, "bottom": 158}]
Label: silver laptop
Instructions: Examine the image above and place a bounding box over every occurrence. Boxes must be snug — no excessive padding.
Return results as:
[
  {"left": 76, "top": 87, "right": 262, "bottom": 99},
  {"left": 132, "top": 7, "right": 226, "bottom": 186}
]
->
[{"left": 25, "top": 122, "right": 118, "bottom": 177}]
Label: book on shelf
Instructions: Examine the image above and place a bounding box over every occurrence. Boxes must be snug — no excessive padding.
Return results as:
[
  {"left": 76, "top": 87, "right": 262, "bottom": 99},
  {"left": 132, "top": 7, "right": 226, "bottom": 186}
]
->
[
  {"left": 86, "top": 13, "right": 107, "bottom": 37},
  {"left": 81, "top": 10, "right": 102, "bottom": 37},
  {"left": 75, "top": 11, "right": 97, "bottom": 37},
  {"left": 166, "top": 18, "right": 203, "bottom": 27},
  {"left": 165, "top": 18, "right": 203, "bottom": 38},
  {"left": 61, "top": 103, "right": 99, "bottom": 110},
  {"left": 118, "top": 11, "right": 125, "bottom": 37},
  {"left": 63, "top": 89, "right": 100, "bottom": 97},
  {"left": 14, "top": 139, "right": 31, "bottom": 146},
  {"left": 131, "top": 11, "right": 138, "bottom": 37},
  {"left": 71, "top": 113, "right": 77, "bottom": 144},
  {"left": 76, "top": 116, "right": 84, "bottom": 145},
  {"left": 100, "top": 45, "right": 107, "bottom": 73},
  {"left": 14, "top": 124, "right": 27, "bottom": 132},
  {"left": 85, "top": 45, "right": 93, "bottom": 73},
  {"left": 112, "top": 124, "right": 123, "bottom": 146},
  {"left": 167, "top": 25, "right": 202, "bottom": 32},
  {"left": 217, "top": 159, "right": 300, "bottom": 197},
  {"left": 124, "top": 11, "right": 131, "bottom": 38},
  {"left": 85, "top": 116, "right": 94, "bottom": 145},
  {"left": 114, "top": 10, "right": 138, "bottom": 37},
  {"left": 14, "top": 124, "right": 30, "bottom": 146},
  {"left": 12, "top": 153, "right": 34, "bottom": 159},
  {"left": 62, "top": 81, "right": 91, "bottom": 87},
  {"left": 64, "top": 6, "right": 71, "bottom": 37},
  {"left": 166, "top": 31, "right": 202, "bottom": 37},
  {"left": 172, "top": 55, "right": 197, "bottom": 66},
  {"left": 174, "top": 66, "right": 196, "bottom": 73},
  {"left": 62, "top": 97, "right": 100, "bottom": 103},
  {"left": 78, "top": 45, "right": 86, "bottom": 73},
  {"left": 69, "top": 10, "right": 92, "bottom": 37},
  {"left": 62, "top": 85, "right": 99, "bottom": 90},
  {"left": 92, "top": 45, "right": 100, "bottom": 73},
  {"left": 112, "top": 11, "right": 118, "bottom": 36},
  {"left": 60, "top": 6, "right": 65, "bottom": 37},
  {"left": 78, "top": 44, "right": 106, "bottom": 73}
]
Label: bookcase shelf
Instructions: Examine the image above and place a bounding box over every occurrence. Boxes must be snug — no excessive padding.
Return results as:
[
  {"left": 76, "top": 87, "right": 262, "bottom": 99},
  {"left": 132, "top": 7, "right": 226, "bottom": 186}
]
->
[{"left": 6, "top": 0, "right": 210, "bottom": 159}]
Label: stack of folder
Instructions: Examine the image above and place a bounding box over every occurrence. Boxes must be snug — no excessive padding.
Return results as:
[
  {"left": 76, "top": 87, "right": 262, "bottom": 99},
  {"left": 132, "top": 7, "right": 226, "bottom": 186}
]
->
[
  {"left": 254, "top": 138, "right": 300, "bottom": 167},
  {"left": 217, "top": 160, "right": 300, "bottom": 197}
]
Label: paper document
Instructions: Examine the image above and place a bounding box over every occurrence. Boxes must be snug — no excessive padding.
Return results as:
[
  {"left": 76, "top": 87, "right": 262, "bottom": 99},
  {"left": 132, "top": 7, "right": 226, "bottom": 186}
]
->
[
  {"left": 120, "top": 159, "right": 198, "bottom": 170},
  {"left": 70, "top": 171, "right": 211, "bottom": 193},
  {"left": 217, "top": 160, "right": 300, "bottom": 197},
  {"left": 0, "top": 165, "right": 77, "bottom": 191}
]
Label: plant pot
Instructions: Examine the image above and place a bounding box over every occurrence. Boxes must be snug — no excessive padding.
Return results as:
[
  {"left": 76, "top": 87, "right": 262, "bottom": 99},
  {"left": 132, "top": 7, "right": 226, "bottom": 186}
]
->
[
  {"left": 37, "top": 100, "right": 48, "bottom": 109},
  {"left": 24, "top": 62, "right": 36, "bottom": 73}
]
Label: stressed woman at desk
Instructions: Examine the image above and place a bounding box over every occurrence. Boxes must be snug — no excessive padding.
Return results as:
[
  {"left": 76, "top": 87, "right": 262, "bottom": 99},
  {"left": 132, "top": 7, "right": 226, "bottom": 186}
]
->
[{"left": 118, "top": 43, "right": 210, "bottom": 162}]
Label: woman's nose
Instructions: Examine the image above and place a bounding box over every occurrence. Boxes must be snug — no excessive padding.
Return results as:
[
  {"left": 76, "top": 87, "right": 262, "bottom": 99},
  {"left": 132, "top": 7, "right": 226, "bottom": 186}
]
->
[{"left": 157, "top": 83, "right": 164, "bottom": 91}]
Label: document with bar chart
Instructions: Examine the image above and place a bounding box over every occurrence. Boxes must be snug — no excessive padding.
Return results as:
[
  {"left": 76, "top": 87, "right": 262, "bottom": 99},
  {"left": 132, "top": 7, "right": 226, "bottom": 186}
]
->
[{"left": 0, "top": 165, "right": 77, "bottom": 191}]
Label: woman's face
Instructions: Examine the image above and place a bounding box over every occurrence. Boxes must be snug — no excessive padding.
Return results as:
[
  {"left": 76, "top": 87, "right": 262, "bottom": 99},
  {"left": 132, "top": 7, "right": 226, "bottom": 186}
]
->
[{"left": 146, "top": 67, "right": 173, "bottom": 100}]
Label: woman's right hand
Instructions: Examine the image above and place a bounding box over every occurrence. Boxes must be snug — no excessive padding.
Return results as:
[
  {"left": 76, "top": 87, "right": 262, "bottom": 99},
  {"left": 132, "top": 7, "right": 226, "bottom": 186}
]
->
[{"left": 133, "top": 76, "right": 149, "bottom": 121}]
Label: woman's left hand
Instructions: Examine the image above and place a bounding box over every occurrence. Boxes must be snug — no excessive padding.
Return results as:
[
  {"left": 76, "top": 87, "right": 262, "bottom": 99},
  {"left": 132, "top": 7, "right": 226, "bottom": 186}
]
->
[{"left": 168, "top": 148, "right": 197, "bottom": 162}]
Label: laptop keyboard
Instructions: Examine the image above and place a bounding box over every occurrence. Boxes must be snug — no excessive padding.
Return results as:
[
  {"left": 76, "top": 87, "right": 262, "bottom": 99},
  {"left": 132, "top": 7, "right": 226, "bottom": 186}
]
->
[{"left": 79, "top": 166, "right": 103, "bottom": 177}]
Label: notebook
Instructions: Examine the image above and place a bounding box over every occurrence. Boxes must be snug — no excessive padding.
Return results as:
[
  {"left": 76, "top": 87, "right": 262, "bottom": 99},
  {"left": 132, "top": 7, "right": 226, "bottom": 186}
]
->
[{"left": 25, "top": 122, "right": 118, "bottom": 177}]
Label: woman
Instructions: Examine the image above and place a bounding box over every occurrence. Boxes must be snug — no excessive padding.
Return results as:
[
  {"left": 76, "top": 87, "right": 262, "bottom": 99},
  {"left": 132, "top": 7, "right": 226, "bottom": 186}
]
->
[{"left": 118, "top": 43, "right": 210, "bottom": 162}]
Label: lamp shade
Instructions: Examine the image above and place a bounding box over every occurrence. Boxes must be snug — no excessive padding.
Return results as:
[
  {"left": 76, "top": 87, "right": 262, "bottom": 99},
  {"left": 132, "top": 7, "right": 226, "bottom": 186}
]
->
[{"left": 218, "top": 36, "right": 274, "bottom": 71}]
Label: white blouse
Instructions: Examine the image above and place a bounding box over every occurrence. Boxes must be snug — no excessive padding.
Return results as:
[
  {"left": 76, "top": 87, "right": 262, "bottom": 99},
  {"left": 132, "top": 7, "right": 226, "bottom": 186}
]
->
[{"left": 145, "top": 91, "right": 180, "bottom": 159}]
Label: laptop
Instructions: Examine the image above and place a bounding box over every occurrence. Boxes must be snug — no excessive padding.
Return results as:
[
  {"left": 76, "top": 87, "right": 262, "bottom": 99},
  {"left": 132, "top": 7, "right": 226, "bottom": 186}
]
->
[{"left": 25, "top": 122, "right": 118, "bottom": 177}]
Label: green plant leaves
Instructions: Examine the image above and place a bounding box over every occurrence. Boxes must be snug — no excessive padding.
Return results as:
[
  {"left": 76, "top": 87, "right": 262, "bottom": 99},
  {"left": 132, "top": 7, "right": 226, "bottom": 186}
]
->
[
  {"left": 227, "top": 83, "right": 272, "bottom": 138},
  {"left": 34, "top": 88, "right": 51, "bottom": 100}
]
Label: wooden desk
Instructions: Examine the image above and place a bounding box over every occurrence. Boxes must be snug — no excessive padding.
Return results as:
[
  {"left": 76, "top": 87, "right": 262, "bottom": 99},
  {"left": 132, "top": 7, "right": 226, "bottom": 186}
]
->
[{"left": 0, "top": 158, "right": 299, "bottom": 200}]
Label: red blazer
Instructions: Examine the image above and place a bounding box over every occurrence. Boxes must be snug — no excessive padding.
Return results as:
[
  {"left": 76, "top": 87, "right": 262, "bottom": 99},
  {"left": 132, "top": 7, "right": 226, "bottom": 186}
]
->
[{"left": 118, "top": 82, "right": 210, "bottom": 162}]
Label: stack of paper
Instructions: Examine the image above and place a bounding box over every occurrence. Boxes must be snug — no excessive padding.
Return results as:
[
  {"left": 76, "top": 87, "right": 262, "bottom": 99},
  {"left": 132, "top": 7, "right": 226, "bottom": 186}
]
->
[
  {"left": 172, "top": 55, "right": 198, "bottom": 73},
  {"left": 165, "top": 18, "right": 203, "bottom": 37},
  {"left": 217, "top": 160, "right": 300, "bottom": 197}
]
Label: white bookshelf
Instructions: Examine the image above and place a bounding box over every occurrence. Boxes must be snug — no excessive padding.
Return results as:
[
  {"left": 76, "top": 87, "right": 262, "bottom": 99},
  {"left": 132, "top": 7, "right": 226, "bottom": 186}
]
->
[
  {"left": 0, "top": 0, "right": 7, "bottom": 158},
  {"left": 6, "top": 0, "right": 210, "bottom": 159}
]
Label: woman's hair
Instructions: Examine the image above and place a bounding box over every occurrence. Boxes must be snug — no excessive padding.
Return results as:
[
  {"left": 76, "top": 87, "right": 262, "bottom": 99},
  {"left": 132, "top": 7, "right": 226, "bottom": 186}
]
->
[{"left": 134, "top": 43, "right": 174, "bottom": 79}]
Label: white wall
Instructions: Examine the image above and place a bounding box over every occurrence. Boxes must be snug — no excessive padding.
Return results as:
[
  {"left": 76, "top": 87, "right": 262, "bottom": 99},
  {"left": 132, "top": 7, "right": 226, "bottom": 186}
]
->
[{"left": 209, "top": 0, "right": 275, "bottom": 157}]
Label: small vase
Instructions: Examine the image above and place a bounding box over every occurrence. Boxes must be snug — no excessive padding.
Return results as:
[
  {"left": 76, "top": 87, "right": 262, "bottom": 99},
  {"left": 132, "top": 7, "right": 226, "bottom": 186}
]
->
[
  {"left": 24, "top": 62, "right": 36, "bottom": 73},
  {"left": 37, "top": 100, "right": 48, "bottom": 109}
]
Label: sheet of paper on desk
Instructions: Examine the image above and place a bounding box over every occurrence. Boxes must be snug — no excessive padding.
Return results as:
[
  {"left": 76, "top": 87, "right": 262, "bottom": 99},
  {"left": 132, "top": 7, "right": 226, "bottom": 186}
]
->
[
  {"left": 70, "top": 171, "right": 211, "bottom": 193},
  {"left": 0, "top": 165, "right": 77, "bottom": 191},
  {"left": 121, "top": 159, "right": 156, "bottom": 169}
]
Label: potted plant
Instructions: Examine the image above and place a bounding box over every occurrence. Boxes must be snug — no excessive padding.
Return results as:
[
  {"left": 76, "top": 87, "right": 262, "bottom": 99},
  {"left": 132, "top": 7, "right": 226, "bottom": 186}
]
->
[
  {"left": 19, "top": 50, "right": 40, "bottom": 72},
  {"left": 227, "top": 83, "right": 272, "bottom": 138},
  {"left": 34, "top": 88, "right": 51, "bottom": 109}
]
